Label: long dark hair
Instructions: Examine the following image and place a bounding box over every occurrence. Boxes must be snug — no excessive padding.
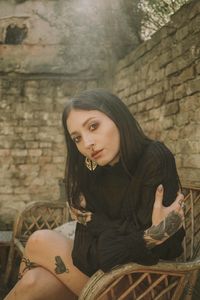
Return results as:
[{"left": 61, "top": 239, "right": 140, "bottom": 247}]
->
[{"left": 62, "top": 89, "right": 151, "bottom": 207}]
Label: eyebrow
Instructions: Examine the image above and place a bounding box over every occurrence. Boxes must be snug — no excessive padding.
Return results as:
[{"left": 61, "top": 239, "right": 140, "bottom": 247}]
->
[{"left": 69, "top": 117, "right": 96, "bottom": 136}]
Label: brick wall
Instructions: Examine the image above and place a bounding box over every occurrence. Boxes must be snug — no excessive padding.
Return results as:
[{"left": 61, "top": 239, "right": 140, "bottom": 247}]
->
[
  {"left": 113, "top": 0, "right": 200, "bottom": 188},
  {"left": 1, "top": 0, "right": 200, "bottom": 228},
  {"left": 0, "top": 77, "right": 99, "bottom": 228}
]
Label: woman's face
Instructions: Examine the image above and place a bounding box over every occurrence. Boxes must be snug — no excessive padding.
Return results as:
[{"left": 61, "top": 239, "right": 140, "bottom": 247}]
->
[{"left": 67, "top": 109, "right": 120, "bottom": 166}]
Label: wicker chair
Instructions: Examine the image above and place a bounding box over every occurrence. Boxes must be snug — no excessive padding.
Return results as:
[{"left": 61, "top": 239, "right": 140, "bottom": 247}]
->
[
  {"left": 79, "top": 186, "right": 200, "bottom": 300},
  {"left": 3, "top": 200, "right": 68, "bottom": 286}
]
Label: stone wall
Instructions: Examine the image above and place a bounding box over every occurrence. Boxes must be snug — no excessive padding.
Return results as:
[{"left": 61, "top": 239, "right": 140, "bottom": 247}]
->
[
  {"left": 0, "top": 0, "right": 140, "bottom": 77},
  {"left": 0, "top": 76, "right": 100, "bottom": 228},
  {"left": 113, "top": 0, "right": 200, "bottom": 188},
  {"left": 0, "top": 0, "right": 140, "bottom": 228},
  {"left": 1, "top": 0, "right": 200, "bottom": 228}
]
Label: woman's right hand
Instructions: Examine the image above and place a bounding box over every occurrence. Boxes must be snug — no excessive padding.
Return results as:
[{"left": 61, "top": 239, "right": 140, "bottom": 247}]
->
[{"left": 144, "top": 184, "right": 185, "bottom": 249}]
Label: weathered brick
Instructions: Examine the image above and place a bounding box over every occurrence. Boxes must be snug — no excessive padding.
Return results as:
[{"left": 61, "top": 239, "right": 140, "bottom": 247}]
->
[
  {"left": 164, "top": 102, "right": 179, "bottom": 116},
  {"left": 28, "top": 149, "right": 42, "bottom": 156},
  {"left": 185, "top": 78, "right": 200, "bottom": 95},
  {"left": 165, "top": 90, "right": 174, "bottom": 103},
  {"left": 39, "top": 142, "right": 52, "bottom": 148},
  {"left": 159, "top": 50, "right": 172, "bottom": 68},
  {"left": 165, "top": 61, "right": 178, "bottom": 76},
  {"left": 174, "top": 84, "right": 186, "bottom": 100},
  {"left": 162, "top": 118, "right": 174, "bottom": 130},
  {"left": 153, "top": 94, "right": 164, "bottom": 108},
  {"left": 175, "top": 25, "right": 189, "bottom": 41},
  {"left": 148, "top": 108, "right": 161, "bottom": 120},
  {"left": 53, "top": 156, "right": 65, "bottom": 163},
  {"left": 11, "top": 149, "right": 28, "bottom": 157},
  {"left": 182, "top": 154, "right": 200, "bottom": 168},
  {"left": 0, "top": 149, "right": 11, "bottom": 156},
  {"left": 25, "top": 142, "right": 39, "bottom": 149},
  {"left": 176, "top": 112, "right": 190, "bottom": 126},
  {"left": 171, "top": 66, "right": 195, "bottom": 86},
  {"left": 0, "top": 186, "right": 13, "bottom": 194}
]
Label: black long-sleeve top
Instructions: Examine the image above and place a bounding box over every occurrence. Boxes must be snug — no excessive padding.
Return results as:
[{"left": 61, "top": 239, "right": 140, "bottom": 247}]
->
[{"left": 72, "top": 141, "right": 185, "bottom": 276}]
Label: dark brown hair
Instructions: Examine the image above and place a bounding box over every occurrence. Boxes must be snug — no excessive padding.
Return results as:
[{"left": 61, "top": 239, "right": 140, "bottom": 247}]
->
[{"left": 62, "top": 89, "right": 151, "bottom": 207}]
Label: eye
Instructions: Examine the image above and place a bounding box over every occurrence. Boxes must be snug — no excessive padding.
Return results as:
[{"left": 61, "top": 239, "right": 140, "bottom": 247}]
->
[
  {"left": 72, "top": 136, "right": 81, "bottom": 144},
  {"left": 89, "top": 122, "right": 98, "bottom": 131}
]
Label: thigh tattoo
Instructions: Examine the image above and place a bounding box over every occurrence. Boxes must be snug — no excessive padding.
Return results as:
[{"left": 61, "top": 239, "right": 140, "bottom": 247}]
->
[{"left": 54, "top": 256, "right": 69, "bottom": 274}]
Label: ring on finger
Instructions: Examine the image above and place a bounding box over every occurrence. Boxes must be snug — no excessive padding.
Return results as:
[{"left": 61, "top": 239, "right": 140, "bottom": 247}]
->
[{"left": 178, "top": 199, "right": 185, "bottom": 209}]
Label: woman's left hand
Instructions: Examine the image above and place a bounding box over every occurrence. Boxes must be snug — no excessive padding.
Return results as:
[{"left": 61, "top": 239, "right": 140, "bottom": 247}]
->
[
  {"left": 144, "top": 184, "right": 185, "bottom": 249},
  {"left": 151, "top": 184, "right": 185, "bottom": 226}
]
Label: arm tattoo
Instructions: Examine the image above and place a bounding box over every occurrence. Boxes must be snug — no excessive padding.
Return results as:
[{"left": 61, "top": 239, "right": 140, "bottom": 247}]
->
[
  {"left": 144, "top": 211, "right": 182, "bottom": 249},
  {"left": 54, "top": 256, "right": 69, "bottom": 274}
]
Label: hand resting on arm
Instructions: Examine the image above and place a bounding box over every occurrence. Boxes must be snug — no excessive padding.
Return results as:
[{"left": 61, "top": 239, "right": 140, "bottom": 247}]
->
[{"left": 144, "top": 184, "right": 184, "bottom": 249}]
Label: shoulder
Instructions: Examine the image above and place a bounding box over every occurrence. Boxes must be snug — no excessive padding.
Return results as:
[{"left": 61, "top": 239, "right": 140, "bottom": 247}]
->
[
  {"left": 145, "top": 141, "right": 174, "bottom": 159},
  {"left": 135, "top": 141, "right": 178, "bottom": 184},
  {"left": 141, "top": 141, "right": 176, "bottom": 169}
]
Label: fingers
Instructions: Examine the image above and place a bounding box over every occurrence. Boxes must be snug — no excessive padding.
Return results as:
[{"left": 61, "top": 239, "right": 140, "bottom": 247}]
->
[
  {"left": 170, "top": 192, "right": 185, "bottom": 211},
  {"left": 168, "top": 192, "right": 185, "bottom": 222},
  {"left": 153, "top": 184, "right": 164, "bottom": 209}
]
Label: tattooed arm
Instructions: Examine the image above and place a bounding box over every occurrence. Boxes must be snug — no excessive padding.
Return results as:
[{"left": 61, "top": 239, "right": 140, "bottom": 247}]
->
[
  {"left": 144, "top": 211, "right": 183, "bottom": 249},
  {"left": 144, "top": 184, "right": 185, "bottom": 249}
]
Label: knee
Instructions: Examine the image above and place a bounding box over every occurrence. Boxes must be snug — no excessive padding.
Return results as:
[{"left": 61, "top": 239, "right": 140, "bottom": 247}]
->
[
  {"left": 25, "top": 229, "right": 52, "bottom": 254},
  {"left": 16, "top": 269, "right": 41, "bottom": 295}
]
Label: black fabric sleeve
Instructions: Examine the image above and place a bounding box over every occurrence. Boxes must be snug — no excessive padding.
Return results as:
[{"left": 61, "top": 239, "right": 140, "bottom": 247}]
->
[
  {"left": 96, "top": 227, "right": 159, "bottom": 272},
  {"left": 86, "top": 213, "right": 118, "bottom": 237},
  {"left": 72, "top": 219, "right": 158, "bottom": 275},
  {"left": 86, "top": 215, "right": 159, "bottom": 272}
]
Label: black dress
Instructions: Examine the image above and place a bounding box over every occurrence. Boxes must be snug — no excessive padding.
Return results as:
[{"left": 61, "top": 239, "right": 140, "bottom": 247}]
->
[{"left": 72, "top": 141, "right": 185, "bottom": 276}]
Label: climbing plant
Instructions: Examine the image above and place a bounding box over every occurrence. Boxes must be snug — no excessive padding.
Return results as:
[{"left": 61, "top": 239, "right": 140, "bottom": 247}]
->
[{"left": 138, "top": 0, "right": 190, "bottom": 39}]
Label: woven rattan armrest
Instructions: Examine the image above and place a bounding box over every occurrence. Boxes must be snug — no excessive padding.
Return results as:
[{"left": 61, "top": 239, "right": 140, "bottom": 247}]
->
[
  {"left": 79, "top": 260, "right": 200, "bottom": 300},
  {"left": 14, "top": 238, "right": 26, "bottom": 256}
]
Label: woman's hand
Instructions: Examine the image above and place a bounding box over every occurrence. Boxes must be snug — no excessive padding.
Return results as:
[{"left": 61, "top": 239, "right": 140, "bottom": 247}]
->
[
  {"left": 144, "top": 184, "right": 185, "bottom": 249},
  {"left": 152, "top": 184, "right": 185, "bottom": 226}
]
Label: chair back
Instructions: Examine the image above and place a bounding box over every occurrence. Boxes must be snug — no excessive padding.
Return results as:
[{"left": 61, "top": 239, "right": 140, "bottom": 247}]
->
[
  {"left": 182, "top": 186, "right": 200, "bottom": 261},
  {"left": 13, "top": 201, "right": 68, "bottom": 245}
]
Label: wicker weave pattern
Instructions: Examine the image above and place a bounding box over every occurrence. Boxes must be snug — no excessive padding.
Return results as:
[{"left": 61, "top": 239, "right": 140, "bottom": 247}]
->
[
  {"left": 4, "top": 200, "right": 68, "bottom": 285},
  {"left": 183, "top": 188, "right": 200, "bottom": 261},
  {"left": 79, "top": 186, "right": 200, "bottom": 300}
]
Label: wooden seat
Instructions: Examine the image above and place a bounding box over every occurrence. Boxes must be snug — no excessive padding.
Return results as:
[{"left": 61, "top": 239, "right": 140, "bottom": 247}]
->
[
  {"left": 3, "top": 200, "right": 68, "bottom": 286},
  {"left": 79, "top": 186, "right": 200, "bottom": 300}
]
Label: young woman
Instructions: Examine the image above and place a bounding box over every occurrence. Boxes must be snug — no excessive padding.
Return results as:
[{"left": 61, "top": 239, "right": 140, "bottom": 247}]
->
[{"left": 4, "top": 89, "right": 185, "bottom": 300}]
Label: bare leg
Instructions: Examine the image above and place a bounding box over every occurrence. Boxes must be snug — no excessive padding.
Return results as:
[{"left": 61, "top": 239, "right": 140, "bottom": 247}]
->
[
  {"left": 4, "top": 267, "right": 77, "bottom": 300},
  {"left": 17, "top": 230, "right": 88, "bottom": 295}
]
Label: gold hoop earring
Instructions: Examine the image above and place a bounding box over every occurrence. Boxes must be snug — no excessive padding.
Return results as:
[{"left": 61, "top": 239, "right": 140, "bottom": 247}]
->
[{"left": 85, "top": 157, "right": 97, "bottom": 171}]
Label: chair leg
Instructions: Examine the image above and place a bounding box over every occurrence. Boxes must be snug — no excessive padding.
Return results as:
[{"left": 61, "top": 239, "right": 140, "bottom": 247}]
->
[
  {"left": 3, "top": 243, "right": 16, "bottom": 286},
  {"left": 183, "top": 270, "right": 199, "bottom": 300}
]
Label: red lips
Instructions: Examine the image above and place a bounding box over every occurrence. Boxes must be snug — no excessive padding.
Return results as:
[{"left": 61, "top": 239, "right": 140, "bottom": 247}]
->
[{"left": 91, "top": 150, "right": 103, "bottom": 159}]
